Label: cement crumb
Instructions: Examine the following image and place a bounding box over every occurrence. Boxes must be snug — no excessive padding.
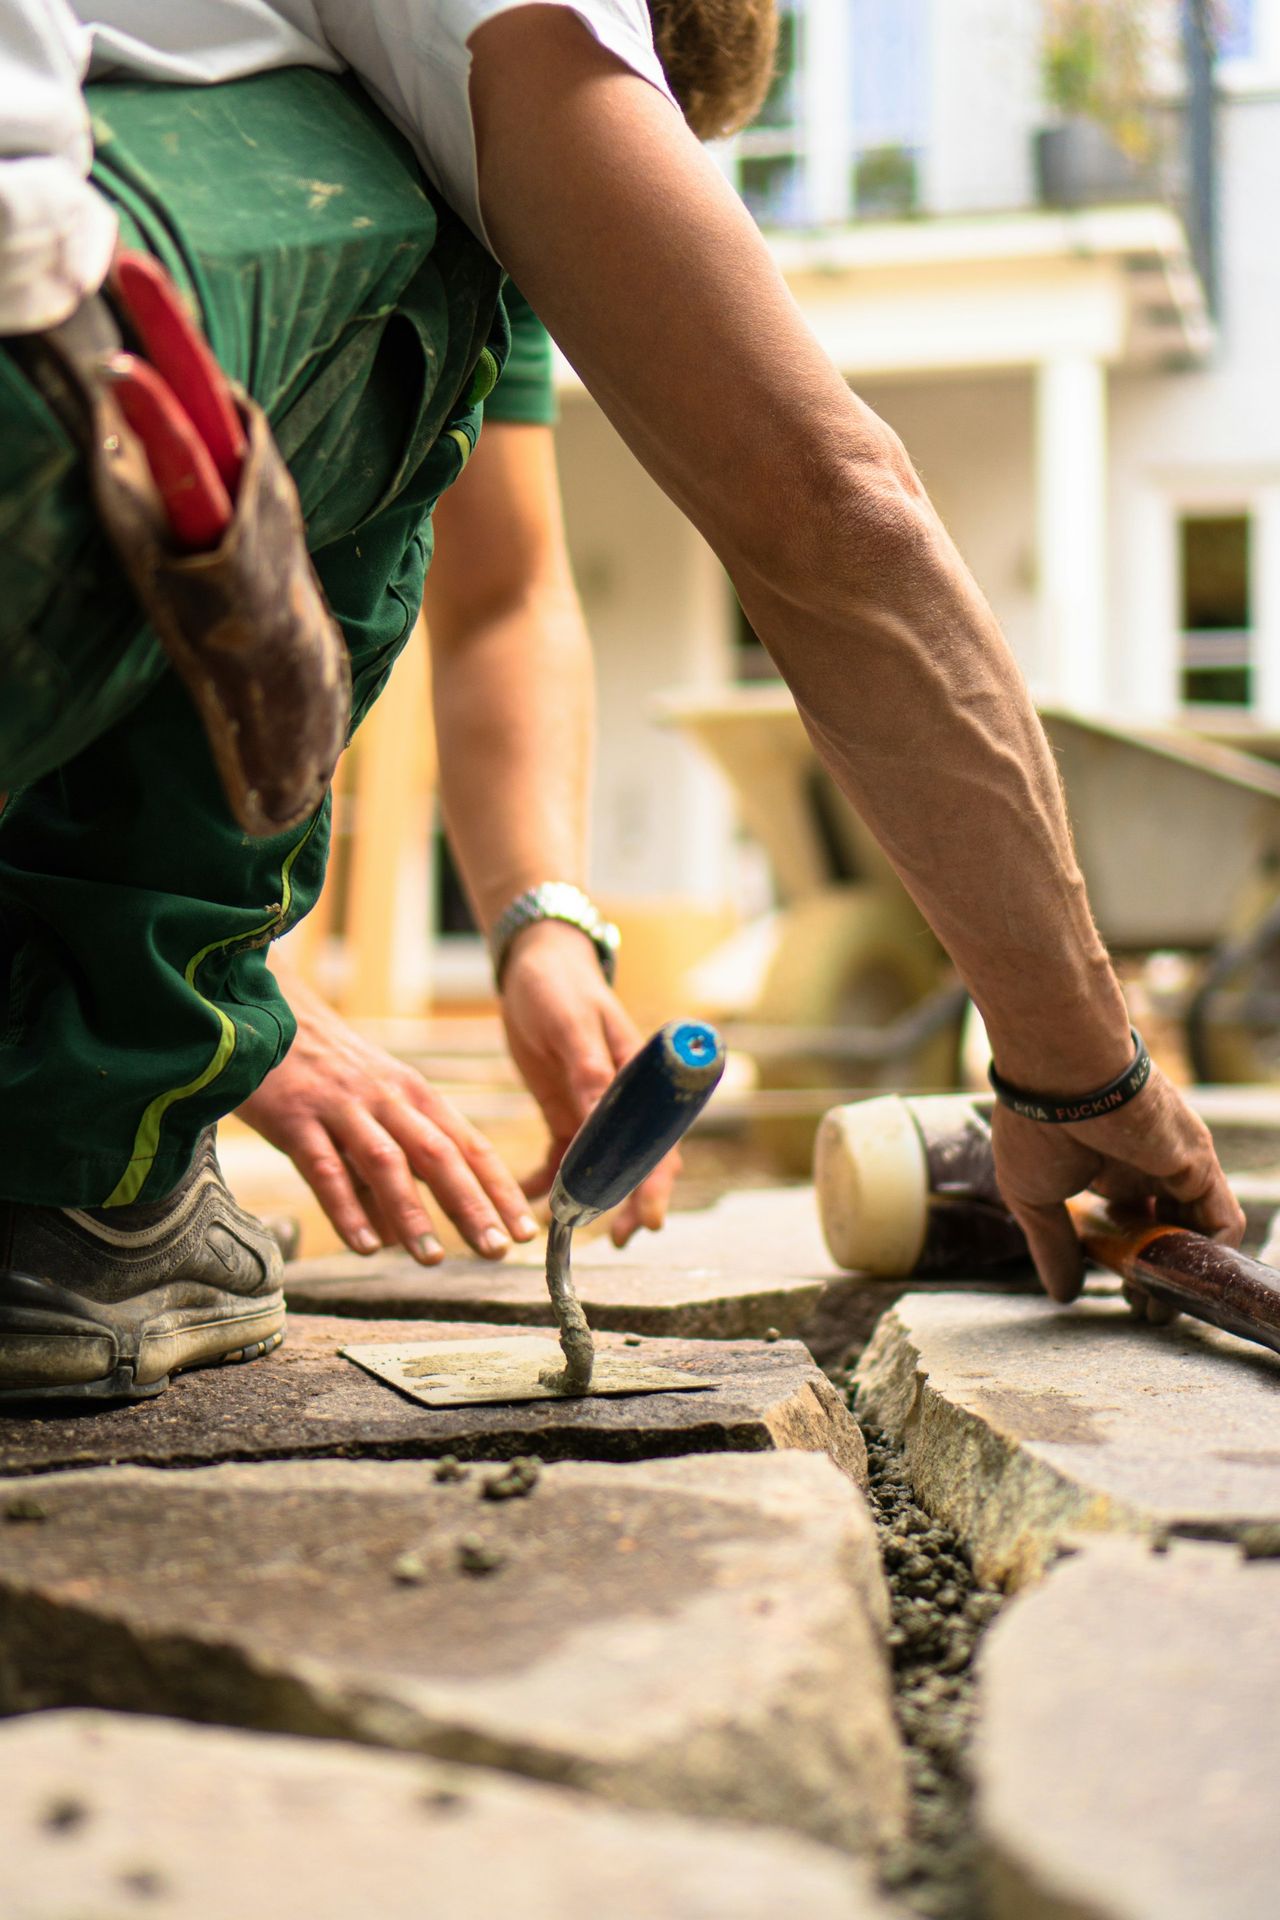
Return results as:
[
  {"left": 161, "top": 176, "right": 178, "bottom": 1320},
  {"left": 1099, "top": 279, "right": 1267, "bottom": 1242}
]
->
[
  {"left": 481, "top": 1458, "right": 541, "bottom": 1502},
  {"left": 4, "top": 1496, "right": 47, "bottom": 1524},
  {"left": 457, "top": 1534, "right": 506, "bottom": 1577}
]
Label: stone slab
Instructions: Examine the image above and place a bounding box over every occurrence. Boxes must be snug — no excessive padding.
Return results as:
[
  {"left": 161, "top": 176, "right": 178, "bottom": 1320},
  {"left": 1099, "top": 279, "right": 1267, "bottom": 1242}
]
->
[
  {"left": 854, "top": 1290, "right": 1280, "bottom": 1587},
  {"left": 284, "top": 1188, "right": 840, "bottom": 1336},
  {"left": 0, "top": 1453, "right": 906, "bottom": 1856},
  {"left": 284, "top": 1187, "right": 1038, "bottom": 1363},
  {"left": 974, "top": 1538, "right": 1280, "bottom": 1920},
  {"left": 0, "top": 1711, "right": 899, "bottom": 1920},
  {"left": 0, "top": 1316, "right": 866, "bottom": 1484}
]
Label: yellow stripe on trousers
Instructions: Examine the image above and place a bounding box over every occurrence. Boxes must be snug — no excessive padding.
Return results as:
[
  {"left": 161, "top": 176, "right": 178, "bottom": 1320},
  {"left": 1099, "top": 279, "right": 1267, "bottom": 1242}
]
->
[{"left": 103, "top": 817, "right": 319, "bottom": 1208}]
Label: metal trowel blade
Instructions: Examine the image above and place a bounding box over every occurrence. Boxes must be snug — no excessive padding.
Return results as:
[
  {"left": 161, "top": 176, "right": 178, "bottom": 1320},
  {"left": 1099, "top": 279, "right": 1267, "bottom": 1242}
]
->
[{"left": 342, "top": 1336, "right": 718, "bottom": 1409}]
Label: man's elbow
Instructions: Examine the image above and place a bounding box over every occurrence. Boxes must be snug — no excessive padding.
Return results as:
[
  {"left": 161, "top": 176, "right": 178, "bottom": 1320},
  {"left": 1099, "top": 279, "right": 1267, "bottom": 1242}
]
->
[{"left": 734, "top": 418, "right": 937, "bottom": 606}]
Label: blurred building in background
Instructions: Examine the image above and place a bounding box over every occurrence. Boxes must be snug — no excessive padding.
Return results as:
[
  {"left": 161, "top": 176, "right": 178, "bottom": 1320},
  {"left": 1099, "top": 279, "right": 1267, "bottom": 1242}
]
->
[
  {"left": 307, "top": 2, "right": 1280, "bottom": 1018},
  {"left": 532, "top": 0, "right": 1280, "bottom": 933}
]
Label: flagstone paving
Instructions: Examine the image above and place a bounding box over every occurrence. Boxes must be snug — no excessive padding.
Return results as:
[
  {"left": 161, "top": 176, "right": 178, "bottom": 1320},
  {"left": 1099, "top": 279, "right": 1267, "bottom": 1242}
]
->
[
  {"left": 0, "top": 1317, "right": 865, "bottom": 1483},
  {"left": 854, "top": 1290, "right": 1280, "bottom": 1587},
  {"left": 0, "top": 1452, "right": 906, "bottom": 1856},
  {"left": 974, "top": 1537, "right": 1280, "bottom": 1920},
  {"left": 284, "top": 1189, "right": 842, "bottom": 1336},
  {"left": 0, "top": 1710, "right": 902, "bottom": 1920},
  {"left": 284, "top": 1187, "right": 1038, "bottom": 1363}
]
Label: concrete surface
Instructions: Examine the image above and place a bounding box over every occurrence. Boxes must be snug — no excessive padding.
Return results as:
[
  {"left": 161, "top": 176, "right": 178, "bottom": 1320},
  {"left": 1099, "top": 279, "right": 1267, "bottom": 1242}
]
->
[
  {"left": 0, "top": 1317, "right": 866, "bottom": 1484},
  {"left": 974, "top": 1538, "right": 1280, "bottom": 1919},
  {"left": 0, "top": 1452, "right": 905, "bottom": 1855},
  {"left": 284, "top": 1187, "right": 1037, "bottom": 1363},
  {"left": 0, "top": 1709, "right": 900, "bottom": 1920},
  {"left": 854, "top": 1289, "right": 1280, "bottom": 1586}
]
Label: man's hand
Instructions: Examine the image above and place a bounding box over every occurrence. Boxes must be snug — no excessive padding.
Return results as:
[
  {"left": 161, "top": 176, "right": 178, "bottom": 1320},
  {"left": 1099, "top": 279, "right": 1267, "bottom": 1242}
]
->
[
  {"left": 499, "top": 921, "right": 679, "bottom": 1245},
  {"left": 238, "top": 972, "right": 537, "bottom": 1262},
  {"left": 992, "top": 1068, "right": 1245, "bottom": 1302}
]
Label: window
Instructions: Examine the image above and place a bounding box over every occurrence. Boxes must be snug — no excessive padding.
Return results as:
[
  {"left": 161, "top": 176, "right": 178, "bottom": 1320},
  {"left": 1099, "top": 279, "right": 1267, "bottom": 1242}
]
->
[
  {"left": 1216, "top": 0, "right": 1256, "bottom": 60},
  {"left": 1213, "top": 0, "right": 1280, "bottom": 87},
  {"left": 434, "top": 828, "right": 477, "bottom": 936},
  {"left": 728, "top": 0, "right": 929, "bottom": 227},
  {"left": 1179, "top": 512, "right": 1253, "bottom": 706},
  {"left": 850, "top": 0, "right": 928, "bottom": 219},
  {"left": 735, "top": 6, "right": 805, "bottom": 226}
]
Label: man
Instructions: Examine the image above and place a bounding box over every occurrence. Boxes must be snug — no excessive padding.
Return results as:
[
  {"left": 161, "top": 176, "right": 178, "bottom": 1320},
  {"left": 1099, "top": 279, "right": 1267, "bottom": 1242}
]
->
[
  {"left": 0, "top": 0, "right": 1242, "bottom": 1400},
  {"left": 241, "top": 288, "right": 678, "bottom": 1259}
]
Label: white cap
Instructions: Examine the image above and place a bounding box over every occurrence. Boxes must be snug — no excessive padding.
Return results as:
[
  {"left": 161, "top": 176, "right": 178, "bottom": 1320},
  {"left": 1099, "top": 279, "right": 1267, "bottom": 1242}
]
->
[{"left": 814, "top": 1095, "right": 929, "bottom": 1276}]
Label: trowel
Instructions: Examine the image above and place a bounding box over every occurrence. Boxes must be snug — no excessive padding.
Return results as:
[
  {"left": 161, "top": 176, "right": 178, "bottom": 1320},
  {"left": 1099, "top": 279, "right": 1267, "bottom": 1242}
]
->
[{"left": 345, "top": 1019, "right": 726, "bottom": 1408}]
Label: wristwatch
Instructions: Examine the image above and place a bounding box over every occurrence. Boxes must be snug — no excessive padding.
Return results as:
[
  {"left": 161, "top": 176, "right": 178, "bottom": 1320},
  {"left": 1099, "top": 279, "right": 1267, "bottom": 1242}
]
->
[{"left": 489, "top": 882, "right": 621, "bottom": 989}]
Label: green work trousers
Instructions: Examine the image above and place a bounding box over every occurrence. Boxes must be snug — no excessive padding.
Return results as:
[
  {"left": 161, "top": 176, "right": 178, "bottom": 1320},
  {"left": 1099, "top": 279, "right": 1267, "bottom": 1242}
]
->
[{"left": 0, "top": 70, "right": 504, "bottom": 1206}]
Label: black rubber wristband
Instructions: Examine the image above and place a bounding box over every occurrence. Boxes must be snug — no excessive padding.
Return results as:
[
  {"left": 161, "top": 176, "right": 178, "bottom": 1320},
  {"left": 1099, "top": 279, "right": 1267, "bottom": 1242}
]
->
[{"left": 988, "top": 1026, "right": 1152, "bottom": 1124}]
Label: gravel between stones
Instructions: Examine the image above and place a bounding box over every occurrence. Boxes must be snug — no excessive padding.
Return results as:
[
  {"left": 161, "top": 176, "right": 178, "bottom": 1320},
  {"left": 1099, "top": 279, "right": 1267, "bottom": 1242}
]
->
[{"left": 848, "top": 1399, "right": 1004, "bottom": 1920}]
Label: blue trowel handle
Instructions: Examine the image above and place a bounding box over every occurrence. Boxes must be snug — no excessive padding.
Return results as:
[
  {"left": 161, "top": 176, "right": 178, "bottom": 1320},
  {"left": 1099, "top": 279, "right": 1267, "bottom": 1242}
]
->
[{"left": 549, "top": 1019, "right": 726, "bottom": 1227}]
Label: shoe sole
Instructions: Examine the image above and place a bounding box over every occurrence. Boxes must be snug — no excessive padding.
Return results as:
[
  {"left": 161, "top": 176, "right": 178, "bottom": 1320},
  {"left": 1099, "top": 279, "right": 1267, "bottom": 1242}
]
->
[{"left": 0, "top": 1270, "right": 286, "bottom": 1402}]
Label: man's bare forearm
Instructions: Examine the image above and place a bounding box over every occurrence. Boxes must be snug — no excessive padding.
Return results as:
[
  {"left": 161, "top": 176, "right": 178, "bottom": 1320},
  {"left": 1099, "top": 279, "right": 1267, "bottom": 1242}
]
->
[
  {"left": 470, "top": 13, "right": 1131, "bottom": 1095},
  {"left": 431, "top": 591, "right": 592, "bottom": 930},
  {"left": 734, "top": 464, "right": 1131, "bottom": 1093},
  {"left": 426, "top": 422, "right": 594, "bottom": 933},
  {"left": 425, "top": 415, "right": 674, "bottom": 1237}
]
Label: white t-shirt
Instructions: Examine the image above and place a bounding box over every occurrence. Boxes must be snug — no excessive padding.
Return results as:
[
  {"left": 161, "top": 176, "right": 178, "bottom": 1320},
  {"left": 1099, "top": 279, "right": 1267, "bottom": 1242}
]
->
[{"left": 0, "top": 0, "right": 675, "bottom": 331}]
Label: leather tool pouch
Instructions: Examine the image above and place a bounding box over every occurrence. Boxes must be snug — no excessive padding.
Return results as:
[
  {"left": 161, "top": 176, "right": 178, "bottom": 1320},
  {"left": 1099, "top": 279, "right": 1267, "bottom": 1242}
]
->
[{"left": 14, "top": 297, "right": 351, "bottom": 840}]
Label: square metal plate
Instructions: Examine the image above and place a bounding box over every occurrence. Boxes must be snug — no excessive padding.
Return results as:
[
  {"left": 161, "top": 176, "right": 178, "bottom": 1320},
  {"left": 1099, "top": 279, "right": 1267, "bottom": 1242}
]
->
[{"left": 342, "top": 1336, "right": 718, "bottom": 1409}]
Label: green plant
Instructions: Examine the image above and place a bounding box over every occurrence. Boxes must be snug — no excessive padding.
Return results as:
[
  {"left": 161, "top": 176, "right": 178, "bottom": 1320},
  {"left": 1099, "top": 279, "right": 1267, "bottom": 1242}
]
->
[
  {"left": 853, "top": 143, "right": 919, "bottom": 217},
  {"left": 1041, "top": 0, "right": 1155, "bottom": 159}
]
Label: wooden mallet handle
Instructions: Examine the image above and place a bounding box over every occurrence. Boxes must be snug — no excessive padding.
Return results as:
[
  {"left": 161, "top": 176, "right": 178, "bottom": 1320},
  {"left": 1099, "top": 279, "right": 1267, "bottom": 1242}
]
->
[{"left": 1069, "top": 1196, "right": 1280, "bottom": 1358}]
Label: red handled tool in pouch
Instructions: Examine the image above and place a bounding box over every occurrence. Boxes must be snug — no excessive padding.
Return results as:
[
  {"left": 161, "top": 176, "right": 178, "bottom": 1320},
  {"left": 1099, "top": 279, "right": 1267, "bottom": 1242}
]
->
[
  {"left": 12, "top": 250, "right": 350, "bottom": 837},
  {"left": 106, "top": 350, "right": 235, "bottom": 551},
  {"left": 109, "top": 251, "right": 246, "bottom": 506}
]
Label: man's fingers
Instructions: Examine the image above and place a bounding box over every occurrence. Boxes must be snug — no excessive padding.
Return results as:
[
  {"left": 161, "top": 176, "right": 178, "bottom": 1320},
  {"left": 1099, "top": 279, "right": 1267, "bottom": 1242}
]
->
[
  {"left": 566, "top": 1053, "right": 617, "bottom": 1124},
  {"left": 1122, "top": 1278, "right": 1180, "bottom": 1327},
  {"left": 373, "top": 1105, "right": 529, "bottom": 1259},
  {"left": 1103, "top": 1079, "right": 1243, "bottom": 1245},
  {"left": 457, "top": 1128, "right": 540, "bottom": 1241},
  {"left": 520, "top": 1146, "right": 561, "bottom": 1203},
  {"left": 609, "top": 1151, "right": 681, "bottom": 1246},
  {"left": 408, "top": 1090, "right": 539, "bottom": 1242},
  {"left": 290, "top": 1123, "right": 385, "bottom": 1257},
  {"left": 1089, "top": 1165, "right": 1154, "bottom": 1212},
  {"left": 602, "top": 999, "right": 643, "bottom": 1069},
  {"left": 1150, "top": 1157, "right": 1246, "bottom": 1247},
  {"left": 335, "top": 1111, "right": 445, "bottom": 1264},
  {"left": 1186, "top": 1175, "right": 1245, "bottom": 1247},
  {"left": 1010, "top": 1199, "right": 1086, "bottom": 1304}
]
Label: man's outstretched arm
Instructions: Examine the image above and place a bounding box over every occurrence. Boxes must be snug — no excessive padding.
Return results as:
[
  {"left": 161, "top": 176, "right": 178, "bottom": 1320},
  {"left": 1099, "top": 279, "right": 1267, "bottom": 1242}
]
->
[
  {"left": 427, "top": 416, "right": 679, "bottom": 1242},
  {"left": 240, "top": 418, "right": 676, "bottom": 1254},
  {"left": 468, "top": 7, "right": 1242, "bottom": 1298}
]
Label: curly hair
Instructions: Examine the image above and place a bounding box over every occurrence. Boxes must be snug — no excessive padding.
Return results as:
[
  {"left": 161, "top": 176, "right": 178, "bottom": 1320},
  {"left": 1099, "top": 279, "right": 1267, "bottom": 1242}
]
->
[{"left": 647, "top": 0, "right": 781, "bottom": 140}]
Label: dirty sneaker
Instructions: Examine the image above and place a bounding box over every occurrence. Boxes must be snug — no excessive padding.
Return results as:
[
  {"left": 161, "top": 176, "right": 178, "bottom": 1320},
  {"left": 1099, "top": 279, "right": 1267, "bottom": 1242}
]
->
[{"left": 0, "top": 1131, "right": 284, "bottom": 1400}]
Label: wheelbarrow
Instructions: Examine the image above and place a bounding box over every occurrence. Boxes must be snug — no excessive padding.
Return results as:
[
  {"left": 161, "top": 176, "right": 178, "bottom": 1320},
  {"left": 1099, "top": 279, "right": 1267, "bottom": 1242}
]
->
[{"left": 654, "top": 684, "right": 1280, "bottom": 1164}]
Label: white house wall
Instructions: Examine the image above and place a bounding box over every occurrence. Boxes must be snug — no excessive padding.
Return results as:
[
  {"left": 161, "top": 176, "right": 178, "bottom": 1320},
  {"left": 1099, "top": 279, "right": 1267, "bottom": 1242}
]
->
[
  {"left": 856, "top": 369, "right": 1040, "bottom": 679},
  {"left": 550, "top": 25, "right": 1280, "bottom": 906},
  {"left": 554, "top": 398, "right": 736, "bottom": 902},
  {"left": 925, "top": 0, "right": 1039, "bottom": 215},
  {"left": 1108, "top": 91, "right": 1280, "bottom": 719}
]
